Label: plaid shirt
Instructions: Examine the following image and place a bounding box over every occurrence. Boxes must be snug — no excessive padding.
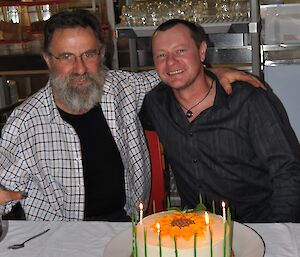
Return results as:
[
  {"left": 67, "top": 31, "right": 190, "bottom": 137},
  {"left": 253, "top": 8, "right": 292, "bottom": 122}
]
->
[{"left": 0, "top": 70, "right": 160, "bottom": 220}]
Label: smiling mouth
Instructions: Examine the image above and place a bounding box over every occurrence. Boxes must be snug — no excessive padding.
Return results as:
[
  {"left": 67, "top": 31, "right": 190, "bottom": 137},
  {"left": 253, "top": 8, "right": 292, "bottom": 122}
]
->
[
  {"left": 167, "top": 69, "right": 184, "bottom": 75},
  {"left": 70, "top": 79, "right": 88, "bottom": 86},
  {"left": 72, "top": 78, "right": 87, "bottom": 82},
  {"left": 70, "top": 75, "right": 91, "bottom": 84},
  {"left": 70, "top": 73, "right": 90, "bottom": 82}
]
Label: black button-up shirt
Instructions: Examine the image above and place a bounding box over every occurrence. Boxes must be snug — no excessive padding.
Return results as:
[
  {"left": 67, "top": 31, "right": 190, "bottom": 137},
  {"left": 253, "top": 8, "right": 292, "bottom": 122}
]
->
[{"left": 141, "top": 70, "right": 300, "bottom": 222}]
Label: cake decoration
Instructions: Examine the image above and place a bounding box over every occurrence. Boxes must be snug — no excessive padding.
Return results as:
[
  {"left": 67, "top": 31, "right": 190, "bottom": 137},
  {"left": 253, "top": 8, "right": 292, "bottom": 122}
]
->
[{"left": 132, "top": 200, "right": 233, "bottom": 257}]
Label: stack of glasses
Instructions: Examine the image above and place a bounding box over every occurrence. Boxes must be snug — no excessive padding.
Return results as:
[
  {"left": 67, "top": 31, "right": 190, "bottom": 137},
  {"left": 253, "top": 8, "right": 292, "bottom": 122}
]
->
[{"left": 119, "top": 0, "right": 250, "bottom": 27}]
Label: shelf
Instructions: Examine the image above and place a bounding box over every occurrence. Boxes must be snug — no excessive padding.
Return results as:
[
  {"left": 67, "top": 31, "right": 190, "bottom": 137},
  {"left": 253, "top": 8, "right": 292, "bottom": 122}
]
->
[
  {"left": 0, "top": 54, "right": 47, "bottom": 73},
  {"left": 262, "top": 44, "right": 300, "bottom": 65},
  {"left": 116, "top": 16, "right": 251, "bottom": 38}
]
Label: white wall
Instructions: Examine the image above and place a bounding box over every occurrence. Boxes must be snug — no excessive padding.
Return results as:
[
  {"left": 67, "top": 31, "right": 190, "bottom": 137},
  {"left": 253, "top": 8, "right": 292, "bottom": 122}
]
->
[{"left": 264, "top": 64, "right": 300, "bottom": 142}]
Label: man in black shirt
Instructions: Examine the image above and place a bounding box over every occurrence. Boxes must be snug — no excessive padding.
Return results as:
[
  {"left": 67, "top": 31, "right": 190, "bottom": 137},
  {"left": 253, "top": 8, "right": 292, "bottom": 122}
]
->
[{"left": 142, "top": 19, "right": 300, "bottom": 222}]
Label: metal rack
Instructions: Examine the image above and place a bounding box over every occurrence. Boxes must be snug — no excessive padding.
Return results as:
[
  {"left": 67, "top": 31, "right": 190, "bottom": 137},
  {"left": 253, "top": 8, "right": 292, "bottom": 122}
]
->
[{"left": 111, "top": 0, "right": 262, "bottom": 77}]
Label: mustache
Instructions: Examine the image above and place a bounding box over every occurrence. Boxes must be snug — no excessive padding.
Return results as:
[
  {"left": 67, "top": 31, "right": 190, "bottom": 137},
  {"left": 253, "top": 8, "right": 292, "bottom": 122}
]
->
[{"left": 68, "top": 72, "right": 95, "bottom": 83}]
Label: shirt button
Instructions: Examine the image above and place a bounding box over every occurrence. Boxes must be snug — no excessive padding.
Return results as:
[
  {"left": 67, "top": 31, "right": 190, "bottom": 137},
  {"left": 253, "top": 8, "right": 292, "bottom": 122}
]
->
[
  {"left": 193, "top": 159, "right": 198, "bottom": 163},
  {"left": 189, "top": 132, "right": 193, "bottom": 136}
]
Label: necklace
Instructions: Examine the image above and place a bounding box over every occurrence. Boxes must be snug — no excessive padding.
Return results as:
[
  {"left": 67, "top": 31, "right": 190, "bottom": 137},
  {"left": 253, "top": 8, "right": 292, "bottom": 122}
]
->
[{"left": 179, "top": 79, "right": 214, "bottom": 118}]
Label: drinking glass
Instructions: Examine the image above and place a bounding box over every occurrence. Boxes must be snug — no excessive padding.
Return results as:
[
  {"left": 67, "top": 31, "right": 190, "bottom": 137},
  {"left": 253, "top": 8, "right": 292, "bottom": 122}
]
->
[
  {"left": 147, "top": 2, "right": 161, "bottom": 26},
  {"left": 130, "top": 3, "right": 140, "bottom": 26},
  {"left": 120, "top": 5, "right": 133, "bottom": 26},
  {"left": 215, "top": 0, "right": 231, "bottom": 19},
  {"left": 230, "top": 0, "right": 250, "bottom": 18},
  {"left": 187, "top": 3, "right": 204, "bottom": 22}
]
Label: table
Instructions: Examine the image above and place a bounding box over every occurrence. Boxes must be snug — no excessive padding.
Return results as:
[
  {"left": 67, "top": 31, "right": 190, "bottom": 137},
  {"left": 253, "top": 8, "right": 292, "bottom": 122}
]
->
[{"left": 0, "top": 220, "right": 299, "bottom": 257}]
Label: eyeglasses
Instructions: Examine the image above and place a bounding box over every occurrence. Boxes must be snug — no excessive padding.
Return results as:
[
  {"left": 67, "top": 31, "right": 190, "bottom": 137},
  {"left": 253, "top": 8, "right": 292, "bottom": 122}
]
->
[{"left": 48, "top": 49, "right": 101, "bottom": 65}]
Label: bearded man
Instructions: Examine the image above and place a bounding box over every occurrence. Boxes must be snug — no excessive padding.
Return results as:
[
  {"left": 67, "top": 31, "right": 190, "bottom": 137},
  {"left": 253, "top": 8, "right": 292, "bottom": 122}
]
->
[{"left": 0, "top": 9, "right": 263, "bottom": 221}]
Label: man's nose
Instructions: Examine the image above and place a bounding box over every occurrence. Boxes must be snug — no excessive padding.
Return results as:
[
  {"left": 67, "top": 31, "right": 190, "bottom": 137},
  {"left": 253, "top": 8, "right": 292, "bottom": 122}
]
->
[
  {"left": 166, "top": 54, "right": 176, "bottom": 66},
  {"left": 72, "top": 56, "right": 88, "bottom": 74}
]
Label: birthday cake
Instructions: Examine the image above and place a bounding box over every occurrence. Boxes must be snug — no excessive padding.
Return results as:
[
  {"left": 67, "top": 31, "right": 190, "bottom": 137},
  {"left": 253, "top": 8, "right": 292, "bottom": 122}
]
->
[{"left": 134, "top": 211, "right": 231, "bottom": 257}]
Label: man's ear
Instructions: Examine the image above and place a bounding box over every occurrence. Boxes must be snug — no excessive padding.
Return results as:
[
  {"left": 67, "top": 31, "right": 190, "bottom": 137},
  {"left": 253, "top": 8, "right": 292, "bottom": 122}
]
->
[
  {"left": 42, "top": 52, "right": 51, "bottom": 69},
  {"left": 100, "top": 44, "right": 106, "bottom": 58},
  {"left": 199, "top": 41, "right": 207, "bottom": 63}
]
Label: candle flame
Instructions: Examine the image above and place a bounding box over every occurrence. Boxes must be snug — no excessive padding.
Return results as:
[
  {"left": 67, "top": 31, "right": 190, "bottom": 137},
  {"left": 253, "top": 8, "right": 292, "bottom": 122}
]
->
[
  {"left": 139, "top": 203, "right": 143, "bottom": 210},
  {"left": 156, "top": 222, "right": 161, "bottom": 232},
  {"left": 222, "top": 201, "right": 225, "bottom": 208},
  {"left": 205, "top": 211, "right": 209, "bottom": 225}
]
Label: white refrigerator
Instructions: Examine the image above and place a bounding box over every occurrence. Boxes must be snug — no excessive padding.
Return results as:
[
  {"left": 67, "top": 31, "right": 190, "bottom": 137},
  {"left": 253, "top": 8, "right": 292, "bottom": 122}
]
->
[{"left": 264, "top": 63, "right": 300, "bottom": 143}]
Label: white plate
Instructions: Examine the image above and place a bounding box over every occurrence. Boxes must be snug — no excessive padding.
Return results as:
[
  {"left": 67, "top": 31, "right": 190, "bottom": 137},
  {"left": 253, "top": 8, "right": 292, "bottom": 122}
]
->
[{"left": 103, "top": 222, "right": 265, "bottom": 257}]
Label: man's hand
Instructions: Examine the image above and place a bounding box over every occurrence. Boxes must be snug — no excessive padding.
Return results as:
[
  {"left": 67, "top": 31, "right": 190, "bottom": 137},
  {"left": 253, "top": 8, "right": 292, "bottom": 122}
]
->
[
  {"left": 209, "top": 67, "right": 266, "bottom": 94},
  {"left": 0, "top": 187, "right": 24, "bottom": 205}
]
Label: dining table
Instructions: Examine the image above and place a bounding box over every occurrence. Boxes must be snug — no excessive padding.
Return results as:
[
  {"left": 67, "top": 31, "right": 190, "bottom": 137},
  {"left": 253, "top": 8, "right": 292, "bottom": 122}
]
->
[{"left": 0, "top": 220, "right": 299, "bottom": 257}]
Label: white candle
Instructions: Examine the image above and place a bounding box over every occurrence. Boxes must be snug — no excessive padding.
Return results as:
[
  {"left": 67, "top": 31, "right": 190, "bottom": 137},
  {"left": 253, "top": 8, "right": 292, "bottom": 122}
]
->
[
  {"left": 205, "top": 211, "right": 213, "bottom": 257},
  {"left": 205, "top": 211, "right": 210, "bottom": 232},
  {"left": 156, "top": 222, "right": 161, "bottom": 233},
  {"left": 222, "top": 201, "right": 226, "bottom": 222},
  {"left": 156, "top": 223, "right": 162, "bottom": 257},
  {"left": 139, "top": 203, "right": 144, "bottom": 224}
]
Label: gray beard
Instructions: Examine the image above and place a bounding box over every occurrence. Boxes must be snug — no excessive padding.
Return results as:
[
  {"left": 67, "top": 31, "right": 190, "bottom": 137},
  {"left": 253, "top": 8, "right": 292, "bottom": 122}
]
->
[{"left": 50, "top": 66, "right": 107, "bottom": 113}]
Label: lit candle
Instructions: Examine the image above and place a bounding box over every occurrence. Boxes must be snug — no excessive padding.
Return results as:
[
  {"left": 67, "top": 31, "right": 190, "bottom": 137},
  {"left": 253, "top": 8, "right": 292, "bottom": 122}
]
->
[
  {"left": 222, "top": 201, "right": 226, "bottom": 222},
  {"left": 156, "top": 223, "right": 162, "bottom": 257},
  {"left": 205, "top": 212, "right": 213, "bottom": 257},
  {"left": 205, "top": 211, "right": 209, "bottom": 228},
  {"left": 139, "top": 203, "right": 144, "bottom": 224}
]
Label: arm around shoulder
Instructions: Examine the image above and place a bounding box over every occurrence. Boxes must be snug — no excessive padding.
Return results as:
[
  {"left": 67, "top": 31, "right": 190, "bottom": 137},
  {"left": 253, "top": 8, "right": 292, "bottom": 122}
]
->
[{"left": 208, "top": 67, "right": 265, "bottom": 94}]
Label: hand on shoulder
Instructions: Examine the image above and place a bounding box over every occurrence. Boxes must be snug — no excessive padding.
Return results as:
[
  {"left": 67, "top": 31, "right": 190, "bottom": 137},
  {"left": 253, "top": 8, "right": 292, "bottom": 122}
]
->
[{"left": 209, "top": 67, "right": 266, "bottom": 94}]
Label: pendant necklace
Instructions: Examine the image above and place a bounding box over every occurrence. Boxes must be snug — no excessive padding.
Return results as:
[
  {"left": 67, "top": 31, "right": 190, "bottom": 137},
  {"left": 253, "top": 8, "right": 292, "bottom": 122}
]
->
[{"left": 179, "top": 79, "right": 214, "bottom": 119}]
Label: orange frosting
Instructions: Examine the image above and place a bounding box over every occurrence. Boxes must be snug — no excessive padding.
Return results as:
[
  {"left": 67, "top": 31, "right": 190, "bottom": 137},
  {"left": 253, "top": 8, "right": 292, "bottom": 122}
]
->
[{"left": 150, "top": 212, "right": 214, "bottom": 240}]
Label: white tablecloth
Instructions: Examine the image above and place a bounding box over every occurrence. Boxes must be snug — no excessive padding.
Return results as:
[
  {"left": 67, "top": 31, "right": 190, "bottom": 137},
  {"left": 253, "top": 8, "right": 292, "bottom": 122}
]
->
[{"left": 0, "top": 220, "right": 299, "bottom": 257}]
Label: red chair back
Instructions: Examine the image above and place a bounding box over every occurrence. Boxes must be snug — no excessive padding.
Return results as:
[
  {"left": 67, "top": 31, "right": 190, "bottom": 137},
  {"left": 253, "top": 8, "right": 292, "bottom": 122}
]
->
[{"left": 145, "top": 130, "right": 166, "bottom": 214}]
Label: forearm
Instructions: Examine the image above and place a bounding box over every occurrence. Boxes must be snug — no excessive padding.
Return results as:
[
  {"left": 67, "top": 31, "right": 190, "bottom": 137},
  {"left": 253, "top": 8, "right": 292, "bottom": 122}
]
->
[
  {"left": 207, "top": 67, "right": 265, "bottom": 94},
  {"left": 270, "top": 169, "right": 300, "bottom": 222}
]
